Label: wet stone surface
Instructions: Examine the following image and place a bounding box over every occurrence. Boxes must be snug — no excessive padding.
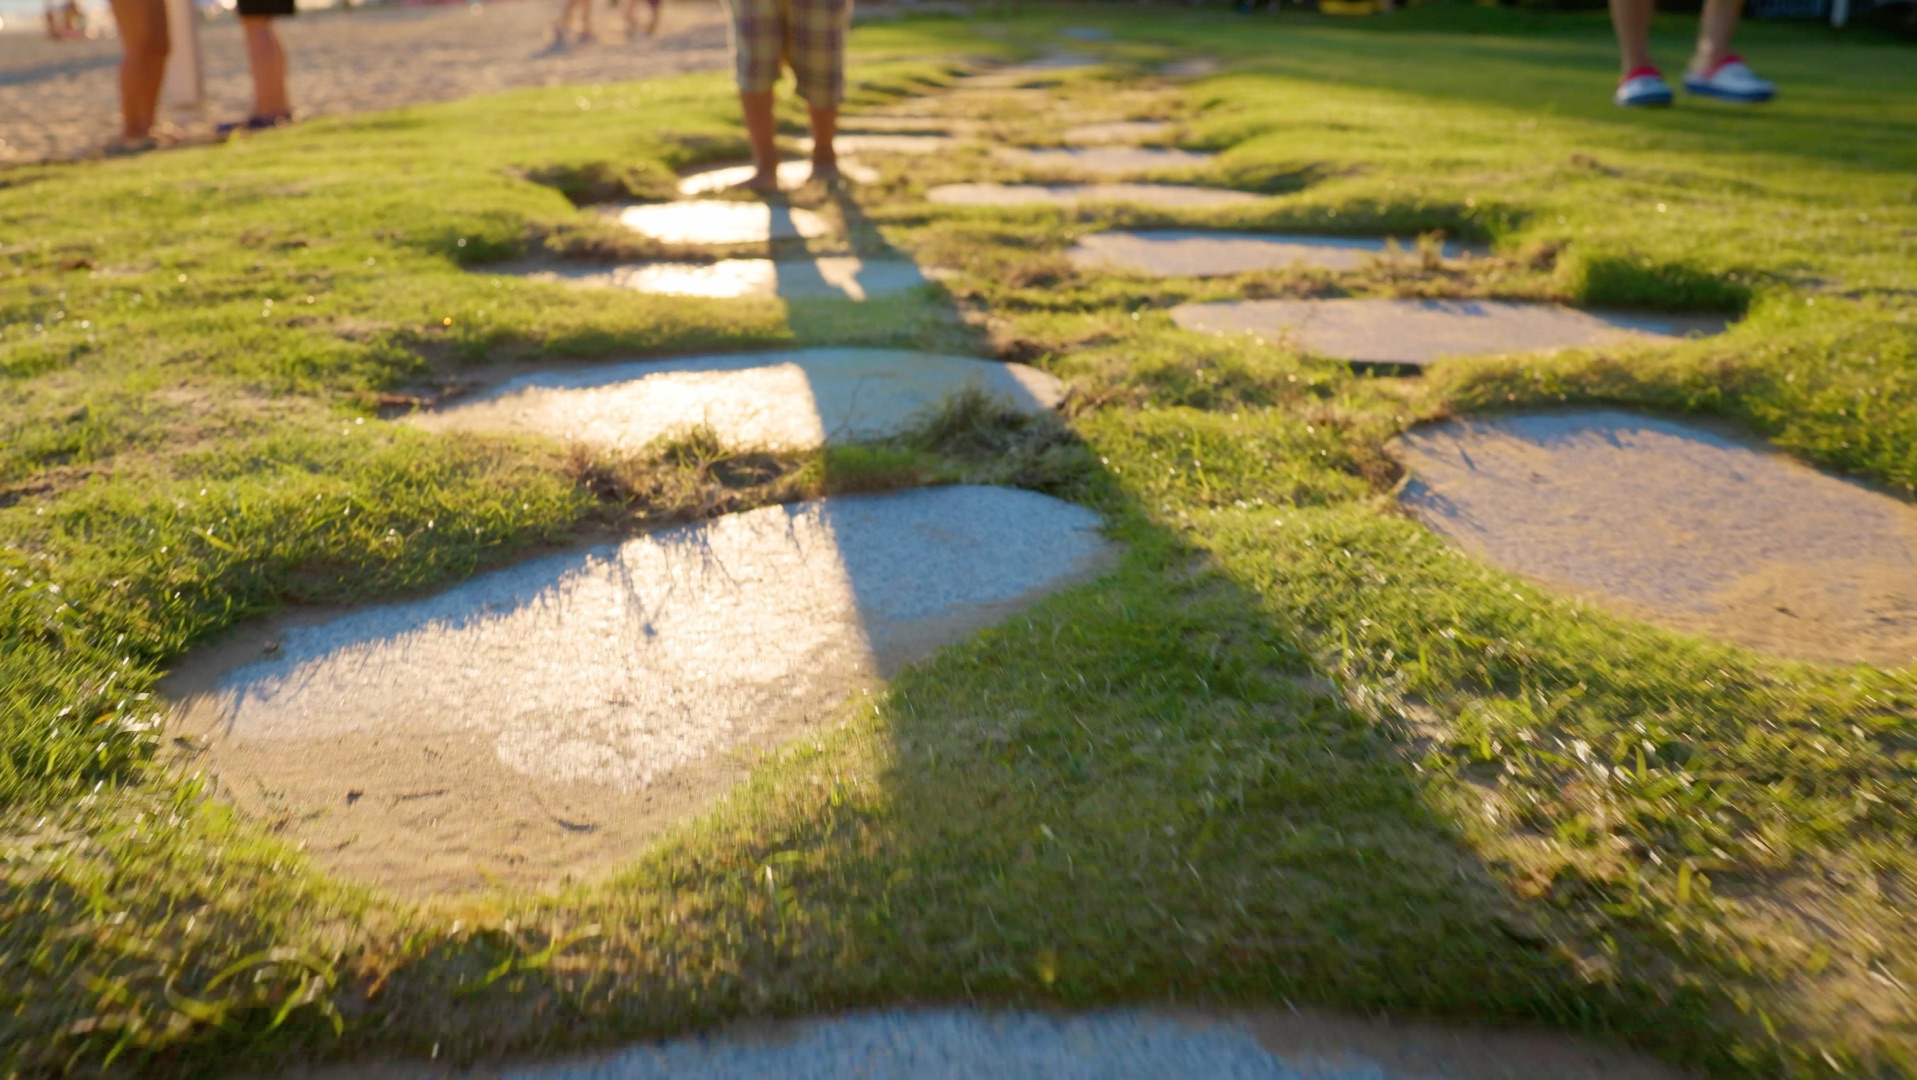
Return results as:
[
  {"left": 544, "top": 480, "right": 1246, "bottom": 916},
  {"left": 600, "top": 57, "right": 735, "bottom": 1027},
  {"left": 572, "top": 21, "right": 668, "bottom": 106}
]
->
[
  {"left": 1071, "top": 230, "right": 1471, "bottom": 276},
  {"left": 1170, "top": 298, "right": 1726, "bottom": 368},
  {"left": 677, "top": 160, "right": 879, "bottom": 195},
  {"left": 168, "top": 487, "right": 1113, "bottom": 893},
  {"left": 927, "top": 182, "right": 1261, "bottom": 209},
  {"left": 995, "top": 145, "right": 1215, "bottom": 175},
  {"left": 1064, "top": 119, "right": 1174, "bottom": 144},
  {"left": 610, "top": 200, "right": 834, "bottom": 244},
  {"left": 1394, "top": 410, "right": 1917, "bottom": 666},
  {"left": 493, "top": 257, "right": 929, "bottom": 301},
  {"left": 407, "top": 347, "right": 1065, "bottom": 452}
]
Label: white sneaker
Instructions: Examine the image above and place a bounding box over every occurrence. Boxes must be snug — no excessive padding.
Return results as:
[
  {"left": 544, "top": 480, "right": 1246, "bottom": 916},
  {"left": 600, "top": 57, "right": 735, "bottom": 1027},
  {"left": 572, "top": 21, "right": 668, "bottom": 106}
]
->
[
  {"left": 1614, "top": 67, "right": 1674, "bottom": 108},
  {"left": 1682, "top": 56, "right": 1776, "bottom": 103}
]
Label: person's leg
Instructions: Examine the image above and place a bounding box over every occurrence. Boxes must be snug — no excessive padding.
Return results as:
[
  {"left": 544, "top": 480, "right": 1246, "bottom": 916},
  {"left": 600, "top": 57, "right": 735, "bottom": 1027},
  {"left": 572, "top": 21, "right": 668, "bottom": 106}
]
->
[
  {"left": 790, "top": 0, "right": 850, "bottom": 182},
  {"left": 1690, "top": 0, "right": 1743, "bottom": 74},
  {"left": 1608, "top": 0, "right": 1655, "bottom": 75},
  {"left": 107, "top": 0, "right": 168, "bottom": 139},
  {"left": 241, "top": 16, "right": 290, "bottom": 119},
  {"left": 724, "top": 0, "right": 784, "bottom": 193}
]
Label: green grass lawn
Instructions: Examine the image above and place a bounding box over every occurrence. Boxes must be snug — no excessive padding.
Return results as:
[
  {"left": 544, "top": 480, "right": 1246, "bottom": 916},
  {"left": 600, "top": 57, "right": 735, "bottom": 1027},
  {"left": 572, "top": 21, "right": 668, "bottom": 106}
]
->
[{"left": 3, "top": 5, "right": 1915, "bottom": 1076}]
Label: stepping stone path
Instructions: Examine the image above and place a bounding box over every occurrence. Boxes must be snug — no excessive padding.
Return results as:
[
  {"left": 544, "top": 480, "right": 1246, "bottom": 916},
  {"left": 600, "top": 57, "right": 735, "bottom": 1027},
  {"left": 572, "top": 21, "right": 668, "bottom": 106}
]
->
[
  {"left": 169, "top": 487, "right": 1113, "bottom": 893},
  {"left": 172, "top": 38, "right": 1748, "bottom": 1074},
  {"left": 1071, "top": 230, "right": 1471, "bottom": 276},
  {"left": 408, "top": 348, "right": 1063, "bottom": 452},
  {"left": 1394, "top": 410, "right": 1917, "bottom": 667},
  {"left": 1171, "top": 298, "right": 1726, "bottom": 369},
  {"left": 1064, "top": 119, "right": 1173, "bottom": 144},
  {"left": 928, "top": 182, "right": 1260, "bottom": 209},
  {"left": 995, "top": 145, "right": 1215, "bottom": 175},
  {"left": 677, "top": 160, "right": 880, "bottom": 195},
  {"left": 333, "top": 1007, "right": 1687, "bottom": 1078},
  {"left": 612, "top": 200, "right": 833, "bottom": 244},
  {"left": 498, "top": 257, "right": 929, "bottom": 301}
]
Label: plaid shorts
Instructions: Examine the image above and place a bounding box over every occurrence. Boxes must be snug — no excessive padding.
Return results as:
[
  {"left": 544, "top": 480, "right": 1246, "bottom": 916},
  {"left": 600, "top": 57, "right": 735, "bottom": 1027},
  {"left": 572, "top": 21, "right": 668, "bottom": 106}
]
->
[{"left": 724, "top": 0, "right": 853, "bottom": 107}]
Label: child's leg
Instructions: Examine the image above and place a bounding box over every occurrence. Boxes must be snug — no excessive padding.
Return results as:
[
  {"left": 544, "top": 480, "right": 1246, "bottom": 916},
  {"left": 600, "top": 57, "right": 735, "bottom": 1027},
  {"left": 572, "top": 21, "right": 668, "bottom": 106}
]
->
[
  {"left": 787, "top": 0, "right": 851, "bottom": 179},
  {"left": 107, "top": 0, "right": 169, "bottom": 138},
  {"left": 1691, "top": 0, "right": 1744, "bottom": 73},
  {"left": 241, "top": 16, "right": 289, "bottom": 119},
  {"left": 724, "top": 0, "right": 784, "bottom": 192},
  {"left": 1608, "top": 0, "right": 1655, "bottom": 74}
]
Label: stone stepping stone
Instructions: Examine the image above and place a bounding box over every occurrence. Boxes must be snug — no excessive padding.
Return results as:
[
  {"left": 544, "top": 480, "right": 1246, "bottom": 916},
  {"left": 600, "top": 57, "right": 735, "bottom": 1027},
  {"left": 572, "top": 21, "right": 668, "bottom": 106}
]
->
[
  {"left": 1069, "top": 230, "right": 1473, "bottom": 276},
  {"left": 1394, "top": 410, "right": 1917, "bottom": 667},
  {"left": 438, "top": 1008, "right": 1686, "bottom": 1080},
  {"left": 961, "top": 54, "right": 1101, "bottom": 88},
  {"left": 496, "top": 257, "right": 929, "bottom": 301},
  {"left": 1064, "top": 119, "right": 1173, "bottom": 145},
  {"left": 801, "top": 133, "right": 960, "bottom": 155},
  {"left": 1060, "top": 26, "right": 1113, "bottom": 40},
  {"left": 676, "top": 160, "right": 880, "bottom": 196},
  {"left": 407, "top": 348, "right": 1065, "bottom": 452},
  {"left": 1161, "top": 57, "right": 1222, "bottom": 79},
  {"left": 927, "top": 182, "right": 1260, "bottom": 210},
  {"left": 994, "top": 146, "right": 1215, "bottom": 175},
  {"left": 839, "top": 116, "right": 967, "bottom": 134},
  {"left": 1170, "top": 298, "right": 1726, "bottom": 370},
  {"left": 168, "top": 486, "right": 1113, "bottom": 892},
  {"left": 611, "top": 200, "right": 833, "bottom": 245}
]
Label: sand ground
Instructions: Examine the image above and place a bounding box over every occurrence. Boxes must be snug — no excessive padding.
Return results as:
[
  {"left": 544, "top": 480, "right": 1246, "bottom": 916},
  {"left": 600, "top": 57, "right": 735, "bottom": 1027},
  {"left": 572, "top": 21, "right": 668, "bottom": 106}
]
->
[{"left": 0, "top": 0, "right": 730, "bottom": 165}]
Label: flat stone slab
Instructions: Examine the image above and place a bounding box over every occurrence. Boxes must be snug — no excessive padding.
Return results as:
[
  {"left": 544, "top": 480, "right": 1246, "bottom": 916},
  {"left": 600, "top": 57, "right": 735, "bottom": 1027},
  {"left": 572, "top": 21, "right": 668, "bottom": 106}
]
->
[
  {"left": 839, "top": 115, "right": 967, "bottom": 134},
  {"left": 499, "top": 258, "right": 928, "bottom": 301},
  {"left": 800, "top": 133, "right": 959, "bottom": 155},
  {"left": 610, "top": 200, "right": 833, "bottom": 245},
  {"left": 168, "top": 487, "right": 1113, "bottom": 893},
  {"left": 1394, "top": 410, "right": 1917, "bottom": 666},
  {"left": 333, "top": 1007, "right": 1687, "bottom": 1079},
  {"left": 1170, "top": 299, "right": 1726, "bottom": 368},
  {"left": 995, "top": 146, "right": 1215, "bottom": 175},
  {"left": 1064, "top": 120, "right": 1173, "bottom": 145},
  {"left": 1070, "top": 230, "right": 1472, "bottom": 276},
  {"left": 1161, "top": 57, "right": 1222, "bottom": 79},
  {"left": 677, "top": 160, "right": 879, "bottom": 195},
  {"left": 408, "top": 348, "right": 1065, "bottom": 452},
  {"left": 961, "top": 54, "right": 1101, "bottom": 88},
  {"left": 928, "top": 182, "right": 1261, "bottom": 210}
]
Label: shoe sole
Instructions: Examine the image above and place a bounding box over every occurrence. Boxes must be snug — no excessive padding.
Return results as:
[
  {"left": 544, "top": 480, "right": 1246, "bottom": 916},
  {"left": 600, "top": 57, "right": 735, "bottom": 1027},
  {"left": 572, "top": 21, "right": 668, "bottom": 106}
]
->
[{"left": 1682, "top": 82, "right": 1774, "bottom": 103}]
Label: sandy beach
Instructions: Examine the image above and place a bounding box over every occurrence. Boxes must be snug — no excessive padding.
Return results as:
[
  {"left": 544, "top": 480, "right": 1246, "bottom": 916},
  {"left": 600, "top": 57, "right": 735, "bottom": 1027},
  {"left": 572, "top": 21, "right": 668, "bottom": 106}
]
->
[{"left": 0, "top": 0, "right": 730, "bottom": 165}]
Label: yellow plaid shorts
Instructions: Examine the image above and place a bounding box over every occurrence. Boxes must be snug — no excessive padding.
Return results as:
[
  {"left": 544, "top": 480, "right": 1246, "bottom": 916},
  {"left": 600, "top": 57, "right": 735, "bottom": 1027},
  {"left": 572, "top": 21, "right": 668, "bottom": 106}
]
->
[{"left": 724, "top": 0, "right": 853, "bottom": 107}]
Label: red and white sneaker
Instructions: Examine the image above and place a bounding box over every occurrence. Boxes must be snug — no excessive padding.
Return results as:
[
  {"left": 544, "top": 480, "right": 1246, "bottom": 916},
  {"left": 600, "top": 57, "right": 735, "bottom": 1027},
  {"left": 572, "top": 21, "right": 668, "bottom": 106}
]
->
[
  {"left": 1614, "top": 66, "right": 1674, "bottom": 108},
  {"left": 1682, "top": 56, "right": 1776, "bottom": 103}
]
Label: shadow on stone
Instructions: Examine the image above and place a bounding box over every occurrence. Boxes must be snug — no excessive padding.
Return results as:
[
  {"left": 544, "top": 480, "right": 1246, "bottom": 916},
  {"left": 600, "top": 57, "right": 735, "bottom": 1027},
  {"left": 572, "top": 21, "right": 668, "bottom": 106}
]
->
[
  {"left": 167, "top": 487, "right": 1116, "bottom": 895},
  {"left": 405, "top": 348, "right": 1064, "bottom": 452}
]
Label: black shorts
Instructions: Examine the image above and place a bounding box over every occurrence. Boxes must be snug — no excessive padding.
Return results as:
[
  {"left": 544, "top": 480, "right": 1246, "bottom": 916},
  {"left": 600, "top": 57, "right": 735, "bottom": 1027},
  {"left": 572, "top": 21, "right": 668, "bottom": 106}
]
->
[{"left": 236, "top": 0, "right": 295, "bottom": 17}]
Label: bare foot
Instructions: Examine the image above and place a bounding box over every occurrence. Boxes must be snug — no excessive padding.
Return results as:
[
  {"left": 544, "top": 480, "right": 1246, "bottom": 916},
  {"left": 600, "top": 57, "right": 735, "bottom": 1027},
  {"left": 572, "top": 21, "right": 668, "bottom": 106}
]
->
[
  {"left": 809, "top": 158, "right": 842, "bottom": 186},
  {"left": 732, "top": 170, "right": 782, "bottom": 196}
]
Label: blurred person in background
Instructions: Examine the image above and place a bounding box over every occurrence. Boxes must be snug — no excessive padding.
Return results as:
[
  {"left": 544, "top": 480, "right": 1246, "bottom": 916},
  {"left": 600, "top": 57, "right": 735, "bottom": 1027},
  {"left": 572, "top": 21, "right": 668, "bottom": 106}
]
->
[
  {"left": 620, "top": 0, "right": 661, "bottom": 38},
  {"left": 222, "top": 0, "right": 294, "bottom": 131},
  {"left": 1610, "top": 0, "right": 1775, "bottom": 106},
  {"left": 551, "top": 0, "right": 596, "bottom": 46},
  {"left": 105, "top": 0, "right": 168, "bottom": 148}
]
